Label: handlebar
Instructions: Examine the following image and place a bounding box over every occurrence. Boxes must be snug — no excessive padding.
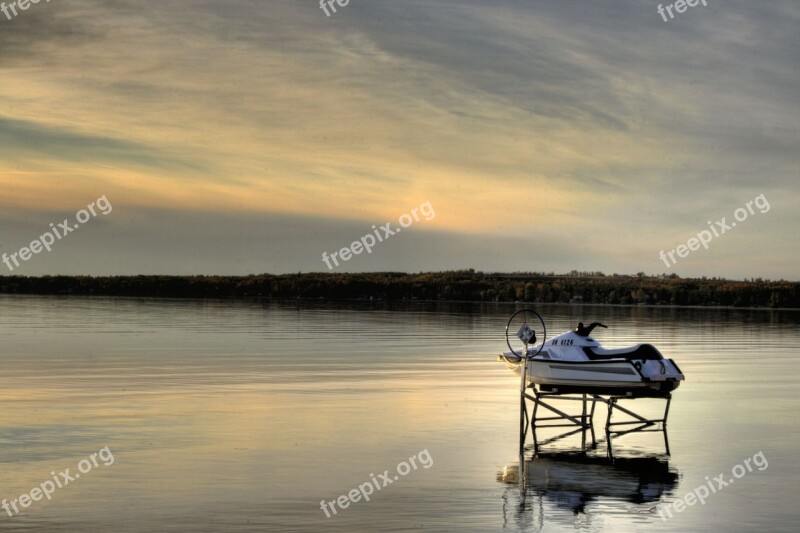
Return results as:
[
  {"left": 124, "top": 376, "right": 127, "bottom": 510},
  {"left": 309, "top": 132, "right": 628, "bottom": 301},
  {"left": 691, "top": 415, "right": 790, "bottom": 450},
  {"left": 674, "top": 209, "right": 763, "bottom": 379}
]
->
[{"left": 574, "top": 322, "right": 607, "bottom": 336}]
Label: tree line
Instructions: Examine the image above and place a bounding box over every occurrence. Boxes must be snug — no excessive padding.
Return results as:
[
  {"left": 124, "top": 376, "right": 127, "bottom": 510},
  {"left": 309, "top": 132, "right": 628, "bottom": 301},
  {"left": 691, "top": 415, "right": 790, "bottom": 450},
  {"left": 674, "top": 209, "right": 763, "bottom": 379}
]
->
[{"left": 1, "top": 271, "right": 798, "bottom": 308}]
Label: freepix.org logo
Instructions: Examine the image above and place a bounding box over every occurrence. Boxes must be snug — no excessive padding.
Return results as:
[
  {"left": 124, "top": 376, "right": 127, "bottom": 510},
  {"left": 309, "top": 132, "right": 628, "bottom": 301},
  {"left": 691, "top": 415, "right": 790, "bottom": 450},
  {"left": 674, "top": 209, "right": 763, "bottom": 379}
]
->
[
  {"left": 321, "top": 201, "right": 435, "bottom": 270},
  {"left": 319, "top": 0, "right": 350, "bottom": 18},
  {"left": 657, "top": 451, "right": 768, "bottom": 521},
  {"left": 320, "top": 449, "right": 433, "bottom": 518},
  {"left": 657, "top": 0, "right": 708, "bottom": 23},
  {"left": 1, "top": 0, "right": 54, "bottom": 23},
  {"left": 2, "top": 195, "right": 112, "bottom": 272},
  {"left": 659, "top": 194, "right": 769, "bottom": 268},
  {"left": 2, "top": 447, "right": 115, "bottom": 518}
]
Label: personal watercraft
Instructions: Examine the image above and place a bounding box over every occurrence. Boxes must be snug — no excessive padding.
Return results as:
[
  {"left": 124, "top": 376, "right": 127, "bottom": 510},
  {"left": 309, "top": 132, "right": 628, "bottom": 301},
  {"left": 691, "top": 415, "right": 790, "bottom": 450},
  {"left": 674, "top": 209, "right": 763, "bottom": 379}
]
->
[{"left": 498, "top": 310, "right": 684, "bottom": 397}]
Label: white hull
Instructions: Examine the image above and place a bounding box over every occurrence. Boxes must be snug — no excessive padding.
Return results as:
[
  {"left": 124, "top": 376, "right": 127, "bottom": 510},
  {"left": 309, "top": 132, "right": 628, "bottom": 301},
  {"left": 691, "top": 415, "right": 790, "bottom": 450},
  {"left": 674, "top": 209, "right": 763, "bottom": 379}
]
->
[{"left": 500, "top": 355, "right": 683, "bottom": 395}]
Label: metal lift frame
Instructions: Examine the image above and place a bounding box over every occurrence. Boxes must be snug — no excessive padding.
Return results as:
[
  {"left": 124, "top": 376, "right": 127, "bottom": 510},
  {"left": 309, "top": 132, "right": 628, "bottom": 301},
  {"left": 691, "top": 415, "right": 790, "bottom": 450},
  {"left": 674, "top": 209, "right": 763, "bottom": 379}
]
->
[{"left": 518, "top": 363, "right": 672, "bottom": 458}]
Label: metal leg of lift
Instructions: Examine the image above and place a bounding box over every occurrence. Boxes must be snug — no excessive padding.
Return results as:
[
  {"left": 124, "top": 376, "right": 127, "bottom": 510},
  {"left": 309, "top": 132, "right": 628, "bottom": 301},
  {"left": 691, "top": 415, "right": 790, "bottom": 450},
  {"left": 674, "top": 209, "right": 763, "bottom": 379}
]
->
[
  {"left": 519, "top": 387, "right": 598, "bottom": 455},
  {"left": 600, "top": 394, "right": 672, "bottom": 458}
]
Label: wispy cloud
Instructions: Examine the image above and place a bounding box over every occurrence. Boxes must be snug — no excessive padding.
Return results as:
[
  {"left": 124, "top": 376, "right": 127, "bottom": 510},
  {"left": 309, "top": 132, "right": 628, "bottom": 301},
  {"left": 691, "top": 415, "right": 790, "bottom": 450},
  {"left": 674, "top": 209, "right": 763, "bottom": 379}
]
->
[{"left": 0, "top": 0, "right": 797, "bottom": 278}]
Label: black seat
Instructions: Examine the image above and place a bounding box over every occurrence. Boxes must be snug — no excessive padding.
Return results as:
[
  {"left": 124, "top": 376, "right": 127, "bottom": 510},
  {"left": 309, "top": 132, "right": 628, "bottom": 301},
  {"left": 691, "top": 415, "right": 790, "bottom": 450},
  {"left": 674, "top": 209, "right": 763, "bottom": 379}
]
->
[{"left": 583, "top": 344, "right": 663, "bottom": 361}]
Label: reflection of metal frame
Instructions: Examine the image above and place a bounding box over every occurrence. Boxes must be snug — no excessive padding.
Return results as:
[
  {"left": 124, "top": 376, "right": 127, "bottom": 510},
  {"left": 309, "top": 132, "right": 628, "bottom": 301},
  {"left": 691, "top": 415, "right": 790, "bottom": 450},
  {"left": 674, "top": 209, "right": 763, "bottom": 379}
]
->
[
  {"left": 520, "top": 385, "right": 672, "bottom": 458},
  {"left": 503, "top": 446, "right": 679, "bottom": 531}
]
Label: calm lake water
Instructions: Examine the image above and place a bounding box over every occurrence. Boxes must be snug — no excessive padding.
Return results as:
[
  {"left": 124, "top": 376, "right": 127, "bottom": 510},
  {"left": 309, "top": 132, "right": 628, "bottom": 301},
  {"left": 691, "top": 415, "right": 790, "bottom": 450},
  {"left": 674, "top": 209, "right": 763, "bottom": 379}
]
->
[{"left": 0, "top": 296, "right": 798, "bottom": 532}]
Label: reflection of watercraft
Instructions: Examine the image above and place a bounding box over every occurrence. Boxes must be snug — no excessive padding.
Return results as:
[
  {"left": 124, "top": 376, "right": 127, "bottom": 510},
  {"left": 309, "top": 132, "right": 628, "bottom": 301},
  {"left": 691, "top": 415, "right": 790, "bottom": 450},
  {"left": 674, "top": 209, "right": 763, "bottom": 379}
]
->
[
  {"left": 498, "top": 451, "right": 679, "bottom": 514},
  {"left": 499, "top": 317, "right": 685, "bottom": 397}
]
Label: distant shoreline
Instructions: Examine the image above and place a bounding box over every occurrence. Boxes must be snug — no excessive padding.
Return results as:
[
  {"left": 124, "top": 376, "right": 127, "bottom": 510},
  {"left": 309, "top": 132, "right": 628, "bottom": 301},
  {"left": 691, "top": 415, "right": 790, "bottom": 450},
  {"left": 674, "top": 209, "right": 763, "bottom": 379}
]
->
[{"left": 1, "top": 271, "right": 798, "bottom": 308}]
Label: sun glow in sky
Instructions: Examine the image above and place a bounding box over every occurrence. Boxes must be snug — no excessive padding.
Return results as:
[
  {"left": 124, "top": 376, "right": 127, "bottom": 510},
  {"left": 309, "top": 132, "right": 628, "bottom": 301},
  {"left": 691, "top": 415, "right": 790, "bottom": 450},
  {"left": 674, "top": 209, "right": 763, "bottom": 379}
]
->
[{"left": 0, "top": 0, "right": 798, "bottom": 278}]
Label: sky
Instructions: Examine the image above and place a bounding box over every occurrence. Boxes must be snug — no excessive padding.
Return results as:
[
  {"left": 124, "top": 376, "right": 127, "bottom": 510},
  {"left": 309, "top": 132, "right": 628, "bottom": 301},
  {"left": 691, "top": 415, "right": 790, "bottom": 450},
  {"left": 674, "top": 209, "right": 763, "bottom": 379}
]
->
[{"left": 0, "top": 0, "right": 797, "bottom": 279}]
